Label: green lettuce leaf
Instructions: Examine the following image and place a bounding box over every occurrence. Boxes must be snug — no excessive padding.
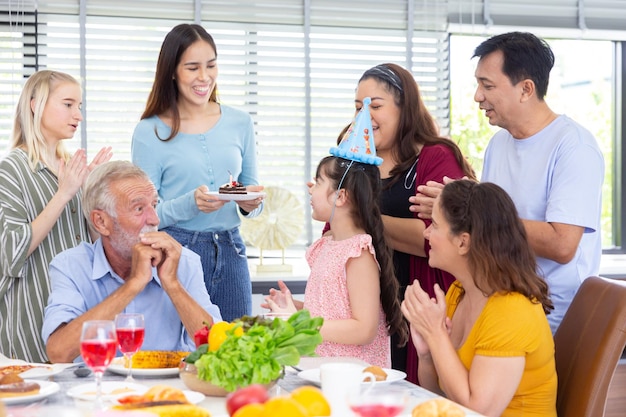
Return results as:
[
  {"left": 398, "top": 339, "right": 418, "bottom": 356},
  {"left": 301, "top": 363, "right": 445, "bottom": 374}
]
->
[{"left": 193, "top": 309, "right": 323, "bottom": 391}]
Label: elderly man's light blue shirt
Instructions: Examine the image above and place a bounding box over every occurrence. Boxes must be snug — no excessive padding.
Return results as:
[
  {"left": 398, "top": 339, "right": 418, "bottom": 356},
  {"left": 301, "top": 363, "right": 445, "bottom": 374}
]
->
[{"left": 42, "top": 239, "right": 222, "bottom": 360}]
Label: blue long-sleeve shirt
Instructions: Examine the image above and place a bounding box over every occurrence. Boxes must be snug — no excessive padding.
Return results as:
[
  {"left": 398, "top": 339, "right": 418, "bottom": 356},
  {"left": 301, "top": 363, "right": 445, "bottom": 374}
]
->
[{"left": 131, "top": 106, "right": 261, "bottom": 232}]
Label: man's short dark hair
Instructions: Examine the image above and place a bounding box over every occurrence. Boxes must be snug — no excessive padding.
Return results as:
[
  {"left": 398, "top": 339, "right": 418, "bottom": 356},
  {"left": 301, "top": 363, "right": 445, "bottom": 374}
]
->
[{"left": 473, "top": 31, "right": 555, "bottom": 100}]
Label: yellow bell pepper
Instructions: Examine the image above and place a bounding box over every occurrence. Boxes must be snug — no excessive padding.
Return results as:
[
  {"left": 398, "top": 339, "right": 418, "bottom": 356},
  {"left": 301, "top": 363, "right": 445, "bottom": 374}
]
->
[{"left": 208, "top": 321, "right": 243, "bottom": 352}]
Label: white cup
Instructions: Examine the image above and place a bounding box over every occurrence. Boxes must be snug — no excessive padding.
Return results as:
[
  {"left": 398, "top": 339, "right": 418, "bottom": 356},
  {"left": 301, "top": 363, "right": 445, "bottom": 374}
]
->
[{"left": 320, "top": 362, "right": 376, "bottom": 417}]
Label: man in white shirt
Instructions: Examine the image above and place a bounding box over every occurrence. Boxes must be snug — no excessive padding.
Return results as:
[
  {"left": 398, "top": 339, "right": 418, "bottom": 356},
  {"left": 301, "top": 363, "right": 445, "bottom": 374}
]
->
[{"left": 410, "top": 32, "right": 604, "bottom": 333}]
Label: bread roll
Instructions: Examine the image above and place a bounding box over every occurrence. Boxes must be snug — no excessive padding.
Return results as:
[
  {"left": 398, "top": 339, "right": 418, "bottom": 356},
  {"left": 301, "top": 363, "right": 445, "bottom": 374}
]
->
[
  {"left": 0, "top": 373, "right": 24, "bottom": 385},
  {"left": 0, "top": 381, "right": 40, "bottom": 398},
  {"left": 412, "top": 398, "right": 465, "bottom": 417},
  {"left": 144, "top": 385, "right": 188, "bottom": 403},
  {"left": 117, "top": 385, "right": 188, "bottom": 405},
  {"left": 363, "top": 365, "right": 387, "bottom": 382}
]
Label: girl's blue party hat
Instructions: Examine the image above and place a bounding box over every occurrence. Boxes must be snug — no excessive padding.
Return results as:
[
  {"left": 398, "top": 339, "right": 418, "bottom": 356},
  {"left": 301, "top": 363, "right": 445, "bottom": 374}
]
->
[{"left": 329, "top": 97, "right": 383, "bottom": 166}]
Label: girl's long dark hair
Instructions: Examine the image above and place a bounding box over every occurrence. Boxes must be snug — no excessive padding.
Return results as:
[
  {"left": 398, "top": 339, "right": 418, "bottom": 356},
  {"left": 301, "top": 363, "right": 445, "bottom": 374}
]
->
[{"left": 318, "top": 156, "right": 408, "bottom": 345}]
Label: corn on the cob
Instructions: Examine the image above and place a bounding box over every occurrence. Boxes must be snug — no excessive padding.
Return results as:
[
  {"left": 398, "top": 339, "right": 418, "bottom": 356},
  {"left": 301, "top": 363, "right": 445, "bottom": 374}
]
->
[{"left": 125, "top": 351, "right": 189, "bottom": 369}]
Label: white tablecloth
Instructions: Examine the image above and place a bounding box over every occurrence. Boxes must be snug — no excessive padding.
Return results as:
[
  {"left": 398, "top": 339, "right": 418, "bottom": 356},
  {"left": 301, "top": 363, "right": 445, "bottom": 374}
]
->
[{"left": 3, "top": 364, "right": 485, "bottom": 417}]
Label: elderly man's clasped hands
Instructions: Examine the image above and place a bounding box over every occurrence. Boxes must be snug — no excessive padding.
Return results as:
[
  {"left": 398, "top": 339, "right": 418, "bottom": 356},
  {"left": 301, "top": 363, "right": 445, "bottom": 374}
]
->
[{"left": 134, "top": 232, "right": 183, "bottom": 288}]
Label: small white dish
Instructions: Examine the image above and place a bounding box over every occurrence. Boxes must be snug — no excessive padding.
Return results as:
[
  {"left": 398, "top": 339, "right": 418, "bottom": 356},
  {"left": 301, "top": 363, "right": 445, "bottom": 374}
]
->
[
  {"left": 298, "top": 367, "right": 406, "bottom": 386},
  {"left": 1, "top": 359, "right": 78, "bottom": 379},
  {"left": 205, "top": 191, "right": 266, "bottom": 201},
  {"left": 67, "top": 381, "right": 147, "bottom": 401},
  {"left": 0, "top": 381, "right": 60, "bottom": 405},
  {"left": 19, "top": 363, "right": 78, "bottom": 379},
  {"left": 181, "top": 390, "right": 205, "bottom": 404},
  {"left": 297, "top": 356, "right": 368, "bottom": 371}
]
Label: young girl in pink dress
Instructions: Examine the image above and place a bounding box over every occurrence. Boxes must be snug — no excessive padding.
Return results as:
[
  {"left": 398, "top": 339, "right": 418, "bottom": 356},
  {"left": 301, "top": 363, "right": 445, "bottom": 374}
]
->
[
  {"left": 264, "top": 99, "right": 408, "bottom": 367},
  {"left": 265, "top": 156, "right": 407, "bottom": 367}
]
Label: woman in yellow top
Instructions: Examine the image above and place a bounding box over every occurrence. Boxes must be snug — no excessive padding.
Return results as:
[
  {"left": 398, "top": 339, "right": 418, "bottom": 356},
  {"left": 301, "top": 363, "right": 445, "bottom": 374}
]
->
[{"left": 401, "top": 180, "right": 556, "bottom": 417}]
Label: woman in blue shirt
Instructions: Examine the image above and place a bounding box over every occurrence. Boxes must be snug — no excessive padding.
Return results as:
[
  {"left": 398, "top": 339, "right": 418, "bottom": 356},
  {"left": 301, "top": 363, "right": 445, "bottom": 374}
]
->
[{"left": 132, "top": 23, "right": 264, "bottom": 321}]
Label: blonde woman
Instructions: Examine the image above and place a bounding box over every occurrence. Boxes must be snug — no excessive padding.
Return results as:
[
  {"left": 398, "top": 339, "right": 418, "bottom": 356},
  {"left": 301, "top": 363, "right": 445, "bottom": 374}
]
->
[{"left": 0, "top": 70, "right": 111, "bottom": 362}]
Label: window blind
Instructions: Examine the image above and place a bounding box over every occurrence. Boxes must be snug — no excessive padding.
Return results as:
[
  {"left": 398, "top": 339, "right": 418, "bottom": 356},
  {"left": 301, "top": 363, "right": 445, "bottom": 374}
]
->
[
  {"left": 2, "top": 0, "right": 450, "bottom": 246},
  {"left": 0, "top": 2, "right": 36, "bottom": 156},
  {"left": 449, "top": 0, "right": 626, "bottom": 32},
  {"left": 202, "top": 0, "right": 304, "bottom": 25}
]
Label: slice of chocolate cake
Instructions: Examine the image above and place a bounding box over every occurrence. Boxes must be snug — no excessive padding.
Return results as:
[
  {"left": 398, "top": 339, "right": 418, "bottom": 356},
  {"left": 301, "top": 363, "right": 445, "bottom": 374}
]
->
[{"left": 219, "top": 180, "right": 247, "bottom": 194}]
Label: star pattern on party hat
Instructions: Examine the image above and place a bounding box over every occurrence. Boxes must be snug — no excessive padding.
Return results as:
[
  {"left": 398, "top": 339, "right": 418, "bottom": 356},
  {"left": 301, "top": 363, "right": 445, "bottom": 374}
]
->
[{"left": 329, "top": 97, "right": 383, "bottom": 166}]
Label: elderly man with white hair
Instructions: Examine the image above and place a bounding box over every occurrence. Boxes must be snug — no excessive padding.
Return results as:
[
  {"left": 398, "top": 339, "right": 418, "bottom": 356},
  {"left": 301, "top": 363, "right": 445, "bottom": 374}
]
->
[{"left": 43, "top": 161, "right": 221, "bottom": 363}]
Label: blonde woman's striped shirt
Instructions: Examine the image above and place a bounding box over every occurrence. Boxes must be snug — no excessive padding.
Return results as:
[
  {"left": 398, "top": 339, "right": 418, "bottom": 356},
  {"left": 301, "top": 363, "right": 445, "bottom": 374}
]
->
[{"left": 0, "top": 148, "right": 90, "bottom": 362}]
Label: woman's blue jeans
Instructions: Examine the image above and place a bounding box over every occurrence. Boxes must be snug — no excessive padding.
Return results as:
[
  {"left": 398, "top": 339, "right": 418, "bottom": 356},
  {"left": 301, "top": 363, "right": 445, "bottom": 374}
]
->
[{"left": 163, "top": 226, "right": 252, "bottom": 322}]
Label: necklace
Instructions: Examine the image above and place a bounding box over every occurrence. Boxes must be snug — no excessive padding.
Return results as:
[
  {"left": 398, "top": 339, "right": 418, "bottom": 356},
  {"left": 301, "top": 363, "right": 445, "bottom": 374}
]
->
[{"left": 404, "top": 158, "right": 419, "bottom": 190}]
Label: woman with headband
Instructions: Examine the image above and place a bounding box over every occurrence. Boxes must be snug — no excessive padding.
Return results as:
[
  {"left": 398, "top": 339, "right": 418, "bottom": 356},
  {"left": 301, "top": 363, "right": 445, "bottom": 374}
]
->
[{"left": 356, "top": 63, "right": 476, "bottom": 382}]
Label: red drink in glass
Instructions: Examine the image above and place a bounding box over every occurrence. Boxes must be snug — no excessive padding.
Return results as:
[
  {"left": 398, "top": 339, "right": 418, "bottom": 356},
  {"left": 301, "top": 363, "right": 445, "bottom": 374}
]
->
[
  {"left": 347, "top": 387, "right": 408, "bottom": 417},
  {"left": 80, "top": 339, "right": 117, "bottom": 373},
  {"left": 116, "top": 327, "right": 145, "bottom": 354},
  {"left": 350, "top": 404, "right": 405, "bottom": 417},
  {"left": 80, "top": 320, "right": 116, "bottom": 409},
  {"left": 114, "top": 313, "right": 145, "bottom": 381}
]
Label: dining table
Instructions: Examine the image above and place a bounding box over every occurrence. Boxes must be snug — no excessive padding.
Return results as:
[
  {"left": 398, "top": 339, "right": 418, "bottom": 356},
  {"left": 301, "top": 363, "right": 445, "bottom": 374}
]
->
[{"left": 2, "top": 357, "right": 486, "bottom": 417}]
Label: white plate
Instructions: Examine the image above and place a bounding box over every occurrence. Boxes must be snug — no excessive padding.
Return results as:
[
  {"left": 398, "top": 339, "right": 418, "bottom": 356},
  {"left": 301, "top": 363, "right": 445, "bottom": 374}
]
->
[
  {"left": 298, "top": 368, "right": 406, "bottom": 386},
  {"left": 181, "top": 390, "right": 205, "bottom": 404},
  {"left": 297, "top": 356, "right": 368, "bottom": 371},
  {"left": 0, "top": 360, "right": 77, "bottom": 379},
  {"left": 205, "top": 191, "right": 266, "bottom": 201},
  {"left": 67, "top": 381, "right": 148, "bottom": 401},
  {"left": 19, "top": 363, "right": 78, "bottom": 379},
  {"left": 0, "top": 381, "right": 60, "bottom": 405},
  {"left": 114, "top": 389, "right": 205, "bottom": 405},
  {"left": 108, "top": 358, "right": 179, "bottom": 377}
]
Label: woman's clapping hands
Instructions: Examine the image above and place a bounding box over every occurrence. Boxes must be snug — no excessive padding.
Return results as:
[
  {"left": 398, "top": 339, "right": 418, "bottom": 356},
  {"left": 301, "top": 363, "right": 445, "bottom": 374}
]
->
[{"left": 401, "top": 282, "right": 451, "bottom": 356}]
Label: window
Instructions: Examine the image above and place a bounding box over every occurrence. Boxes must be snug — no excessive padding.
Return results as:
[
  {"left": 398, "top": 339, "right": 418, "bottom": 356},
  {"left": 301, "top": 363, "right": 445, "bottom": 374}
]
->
[
  {"left": 1, "top": 0, "right": 624, "bottom": 252},
  {"left": 450, "top": 35, "right": 616, "bottom": 250},
  {"left": 0, "top": 7, "right": 36, "bottom": 155},
  {"left": 0, "top": 0, "right": 449, "bottom": 247}
]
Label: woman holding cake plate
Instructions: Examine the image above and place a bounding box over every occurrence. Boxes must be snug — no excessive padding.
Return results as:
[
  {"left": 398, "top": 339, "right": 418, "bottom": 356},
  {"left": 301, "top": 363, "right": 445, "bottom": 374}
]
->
[{"left": 132, "top": 23, "right": 264, "bottom": 322}]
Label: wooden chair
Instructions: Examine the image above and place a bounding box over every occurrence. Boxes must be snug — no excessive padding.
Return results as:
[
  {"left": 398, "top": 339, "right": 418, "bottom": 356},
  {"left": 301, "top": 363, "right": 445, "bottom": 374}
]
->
[{"left": 554, "top": 276, "right": 626, "bottom": 417}]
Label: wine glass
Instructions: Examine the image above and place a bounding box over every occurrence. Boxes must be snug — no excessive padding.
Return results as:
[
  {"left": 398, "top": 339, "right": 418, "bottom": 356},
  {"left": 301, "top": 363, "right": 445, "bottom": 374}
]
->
[
  {"left": 80, "top": 320, "right": 117, "bottom": 409},
  {"left": 347, "top": 386, "right": 409, "bottom": 417},
  {"left": 115, "top": 313, "right": 145, "bottom": 381}
]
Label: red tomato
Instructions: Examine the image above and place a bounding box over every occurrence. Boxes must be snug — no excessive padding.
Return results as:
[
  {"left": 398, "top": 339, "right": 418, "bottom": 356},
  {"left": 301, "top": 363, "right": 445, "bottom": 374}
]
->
[
  {"left": 226, "top": 384, "right": 269, "bottom": 416},
  {"left": 193, "top": 324, "right": 210, "bottom": 348},
  {"left": 116, "top": 394, "right": 146, "bottom": 404}
]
